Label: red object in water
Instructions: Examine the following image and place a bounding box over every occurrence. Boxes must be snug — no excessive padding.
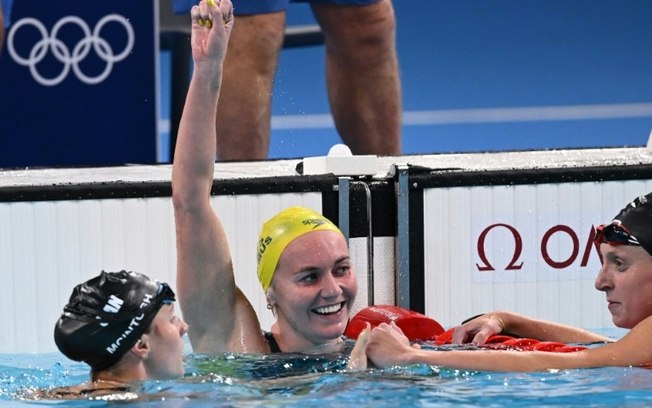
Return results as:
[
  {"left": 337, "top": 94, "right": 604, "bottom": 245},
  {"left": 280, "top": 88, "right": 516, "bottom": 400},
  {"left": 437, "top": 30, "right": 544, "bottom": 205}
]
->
[
  {"left": 347, "top": 307, "right": 588, "bottom": 354},
  {"left": 345, "top": 305, "right": 445, "bottom": 341}
]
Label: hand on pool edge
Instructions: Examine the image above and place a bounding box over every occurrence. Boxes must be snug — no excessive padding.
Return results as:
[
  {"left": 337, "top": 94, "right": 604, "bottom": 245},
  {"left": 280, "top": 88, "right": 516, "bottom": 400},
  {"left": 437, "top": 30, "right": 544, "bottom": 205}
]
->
[{"left": 452, "top": 312, "right": 506, "bottom": 345}]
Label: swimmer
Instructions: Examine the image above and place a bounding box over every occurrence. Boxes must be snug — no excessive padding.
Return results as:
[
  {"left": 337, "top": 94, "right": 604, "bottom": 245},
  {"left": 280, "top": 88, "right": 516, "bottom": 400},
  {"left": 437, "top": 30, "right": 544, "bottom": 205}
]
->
[
  {"left": 362, "top": 193, "right": 652, "bottom": 371},
  {"left": 32, "top": 271, "right": 188, "bottom": 400},
  {"left": 172, "top": 0, "right": 358, "bottom": 354}
]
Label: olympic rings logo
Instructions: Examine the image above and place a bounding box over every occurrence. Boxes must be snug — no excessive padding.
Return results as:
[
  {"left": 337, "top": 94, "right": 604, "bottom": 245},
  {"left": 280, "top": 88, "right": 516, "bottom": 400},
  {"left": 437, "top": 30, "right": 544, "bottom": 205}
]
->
[{"left": 7, "top": 14, "right": 134, "bottom": 86}]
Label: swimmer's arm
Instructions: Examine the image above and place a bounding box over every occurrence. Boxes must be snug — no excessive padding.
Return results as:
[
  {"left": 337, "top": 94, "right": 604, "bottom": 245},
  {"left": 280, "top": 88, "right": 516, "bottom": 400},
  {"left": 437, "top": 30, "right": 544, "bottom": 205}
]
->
[
  {"left": 172, "top": 0, "right": 266, "bottom": 354},
  {"left": 453, "top": 311, "right": 613, "bottom": 345},
  {"left": 369, "top": 346, "right": 592, "bottom": 373},
  {"left": 367, "top": 319, "right": 652, "bottom": 371}
]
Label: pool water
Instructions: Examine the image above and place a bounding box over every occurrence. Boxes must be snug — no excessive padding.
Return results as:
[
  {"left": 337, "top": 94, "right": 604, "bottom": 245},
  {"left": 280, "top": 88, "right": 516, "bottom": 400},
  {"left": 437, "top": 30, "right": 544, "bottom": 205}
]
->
[{"left": 2, "top": 338, "right": 652, "bottom": 407}]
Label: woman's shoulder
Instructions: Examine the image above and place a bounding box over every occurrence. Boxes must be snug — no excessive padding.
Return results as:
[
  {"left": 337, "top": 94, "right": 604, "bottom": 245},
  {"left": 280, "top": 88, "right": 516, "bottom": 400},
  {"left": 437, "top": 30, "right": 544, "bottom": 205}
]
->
[{"left": 27, "top": 382, "right": 137, "bottom": 401}]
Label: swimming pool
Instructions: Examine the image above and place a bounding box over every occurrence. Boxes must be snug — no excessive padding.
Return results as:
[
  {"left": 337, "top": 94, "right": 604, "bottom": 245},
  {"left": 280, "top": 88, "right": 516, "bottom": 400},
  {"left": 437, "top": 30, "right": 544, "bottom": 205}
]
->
[{"left": 2, "top": 336, "right": 651, "bottom": 407}]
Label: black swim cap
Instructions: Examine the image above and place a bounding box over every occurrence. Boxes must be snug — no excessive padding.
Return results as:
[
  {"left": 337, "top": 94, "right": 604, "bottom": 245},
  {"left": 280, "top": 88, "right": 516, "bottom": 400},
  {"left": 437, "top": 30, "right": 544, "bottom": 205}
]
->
[
  {"left": 54, "top": 271, "right": 175, "bottom": 371},
  {"left": 610, "top": 192, "right": 652, "bottom": 255}
]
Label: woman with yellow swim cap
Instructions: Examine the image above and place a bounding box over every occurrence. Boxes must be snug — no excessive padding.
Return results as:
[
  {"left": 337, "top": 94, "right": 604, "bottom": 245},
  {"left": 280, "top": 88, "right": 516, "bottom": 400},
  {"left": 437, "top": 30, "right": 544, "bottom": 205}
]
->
[
  {"left": 172, "top": 1, "right": 357, "bottom": 354},
  {"left": 255, "top": 206, "right": 358, "bottom": 352}
]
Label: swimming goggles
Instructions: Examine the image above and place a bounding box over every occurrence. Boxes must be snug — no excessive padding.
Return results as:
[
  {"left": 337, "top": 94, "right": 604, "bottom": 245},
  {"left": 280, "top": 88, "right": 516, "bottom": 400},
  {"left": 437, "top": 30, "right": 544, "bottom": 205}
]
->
[
  {"left": 593, "top": 223, "right": 641, "bottom": 247},
  {"left": 157, "top": 282, "right": 176, "bottom": 305}
]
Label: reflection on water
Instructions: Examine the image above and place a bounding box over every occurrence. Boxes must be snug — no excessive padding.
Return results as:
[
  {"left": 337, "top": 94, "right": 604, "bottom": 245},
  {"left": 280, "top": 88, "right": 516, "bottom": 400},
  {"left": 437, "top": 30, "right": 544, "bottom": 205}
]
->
[{"left": 2, "top": 340, "right": 652, "bottom": 407}]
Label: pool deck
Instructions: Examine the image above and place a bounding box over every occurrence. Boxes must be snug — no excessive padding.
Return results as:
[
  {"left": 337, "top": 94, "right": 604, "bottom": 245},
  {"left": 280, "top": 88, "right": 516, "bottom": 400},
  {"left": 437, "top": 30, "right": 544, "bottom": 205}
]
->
[{"left": 2, "top": 146, "right": 652, "bottom": 188}]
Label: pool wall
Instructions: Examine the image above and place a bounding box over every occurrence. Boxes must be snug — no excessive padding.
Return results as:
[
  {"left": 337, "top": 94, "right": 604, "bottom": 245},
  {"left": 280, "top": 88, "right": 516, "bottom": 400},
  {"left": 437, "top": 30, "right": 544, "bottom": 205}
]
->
[
  {"left": 420, "top": 179, "right": 652, "bottom": 329},
  {"left": 0, "top": 164, "right": 395, "bottom": 353},
  {"left": 2, "top": 147, "right": 652, "bottom": 353}
]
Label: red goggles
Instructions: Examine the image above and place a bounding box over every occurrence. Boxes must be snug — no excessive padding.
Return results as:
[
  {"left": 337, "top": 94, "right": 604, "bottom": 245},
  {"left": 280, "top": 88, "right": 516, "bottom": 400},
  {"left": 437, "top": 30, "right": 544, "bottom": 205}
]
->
[{"left": 593, "top": 223, "right": 641, "bottom": 247}]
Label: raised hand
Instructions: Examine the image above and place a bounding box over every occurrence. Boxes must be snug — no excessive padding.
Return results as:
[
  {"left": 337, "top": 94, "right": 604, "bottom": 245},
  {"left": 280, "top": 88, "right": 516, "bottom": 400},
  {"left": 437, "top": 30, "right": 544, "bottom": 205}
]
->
[{"left": 190, "top": 0, "right": 234, "bottom": 66}]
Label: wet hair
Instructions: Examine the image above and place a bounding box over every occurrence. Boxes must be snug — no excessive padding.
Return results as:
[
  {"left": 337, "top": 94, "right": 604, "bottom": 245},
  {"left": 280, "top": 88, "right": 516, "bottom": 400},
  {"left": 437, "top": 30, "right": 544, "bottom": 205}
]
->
[
  {"left": 611, "top": 192, "right": 652, "bottom": 255},
  {"left": 54, "top": 271, "right": 175, "bottom": 371}
]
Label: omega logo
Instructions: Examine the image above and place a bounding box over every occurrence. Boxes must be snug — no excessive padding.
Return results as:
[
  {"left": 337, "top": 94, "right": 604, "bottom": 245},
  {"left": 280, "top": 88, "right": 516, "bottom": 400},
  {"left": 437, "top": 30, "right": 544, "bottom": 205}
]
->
[{"left": 476, "top": 223, "right": 599, "bottom": 271}]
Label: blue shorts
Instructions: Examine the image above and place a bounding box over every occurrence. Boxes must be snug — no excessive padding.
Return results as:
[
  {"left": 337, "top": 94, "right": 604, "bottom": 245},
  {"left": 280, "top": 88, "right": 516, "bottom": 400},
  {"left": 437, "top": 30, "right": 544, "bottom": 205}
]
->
[{"left": 173, "top": 0, "right": 380, "bottom": 15}]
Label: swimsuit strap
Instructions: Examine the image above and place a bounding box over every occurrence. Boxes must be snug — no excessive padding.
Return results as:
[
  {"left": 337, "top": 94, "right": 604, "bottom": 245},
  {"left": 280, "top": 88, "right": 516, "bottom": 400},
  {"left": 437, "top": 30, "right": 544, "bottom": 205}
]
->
[{"left": 264, "top": 331, "right": 282, "bottom": 353}]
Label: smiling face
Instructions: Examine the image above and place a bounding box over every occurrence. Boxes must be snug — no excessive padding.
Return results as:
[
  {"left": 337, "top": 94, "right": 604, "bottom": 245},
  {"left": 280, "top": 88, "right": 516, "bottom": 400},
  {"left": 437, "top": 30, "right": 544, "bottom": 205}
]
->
[
  {"left": 267, "top": 230, "right": 358, "bottom": 351},
  {"left": 142, "top": 304, "right": 189, "bottom": 379},
  {"left": 595, "top": 243, "right": 652, "bottom": 329}
]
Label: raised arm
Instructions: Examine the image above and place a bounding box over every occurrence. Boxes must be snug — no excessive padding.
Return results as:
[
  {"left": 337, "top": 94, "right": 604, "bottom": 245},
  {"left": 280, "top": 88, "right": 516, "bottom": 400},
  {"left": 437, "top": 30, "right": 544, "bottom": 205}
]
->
[
  {"left": 172, "top": 0, "right": 266, "bottom": 353},
  {"left": 452, "top": 311, "right": 612, "bottom": 345}
]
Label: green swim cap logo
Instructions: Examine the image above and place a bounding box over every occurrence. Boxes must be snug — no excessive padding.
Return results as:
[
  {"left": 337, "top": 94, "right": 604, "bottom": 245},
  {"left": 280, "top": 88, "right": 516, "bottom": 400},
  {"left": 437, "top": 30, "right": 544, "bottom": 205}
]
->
[
  {"left": 257, "top": 236, "right": 273, "bottom": 264},
  {"left": 302, "top": 218, "right": 326, "bottom": 229}
]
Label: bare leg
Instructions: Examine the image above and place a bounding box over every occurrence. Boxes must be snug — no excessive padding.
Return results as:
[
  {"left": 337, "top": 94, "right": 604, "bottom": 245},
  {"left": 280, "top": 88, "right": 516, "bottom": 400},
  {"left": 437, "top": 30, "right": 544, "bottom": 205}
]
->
[
  {"left": 0, "top": 6, "right": 4, "bottom": 55},
  {"left": 312, "top": 0, "right": 401, "bottom": 155},
  {"left": 215, "top": 12, "right": 286, "bottom": 161}
]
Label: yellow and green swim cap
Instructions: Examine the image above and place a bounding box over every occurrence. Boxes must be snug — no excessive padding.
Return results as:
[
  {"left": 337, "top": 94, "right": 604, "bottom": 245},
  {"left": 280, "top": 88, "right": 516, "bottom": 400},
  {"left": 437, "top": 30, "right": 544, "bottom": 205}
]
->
[{"left": 256, "top": 206, "right": 343, "bottom": 292}]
